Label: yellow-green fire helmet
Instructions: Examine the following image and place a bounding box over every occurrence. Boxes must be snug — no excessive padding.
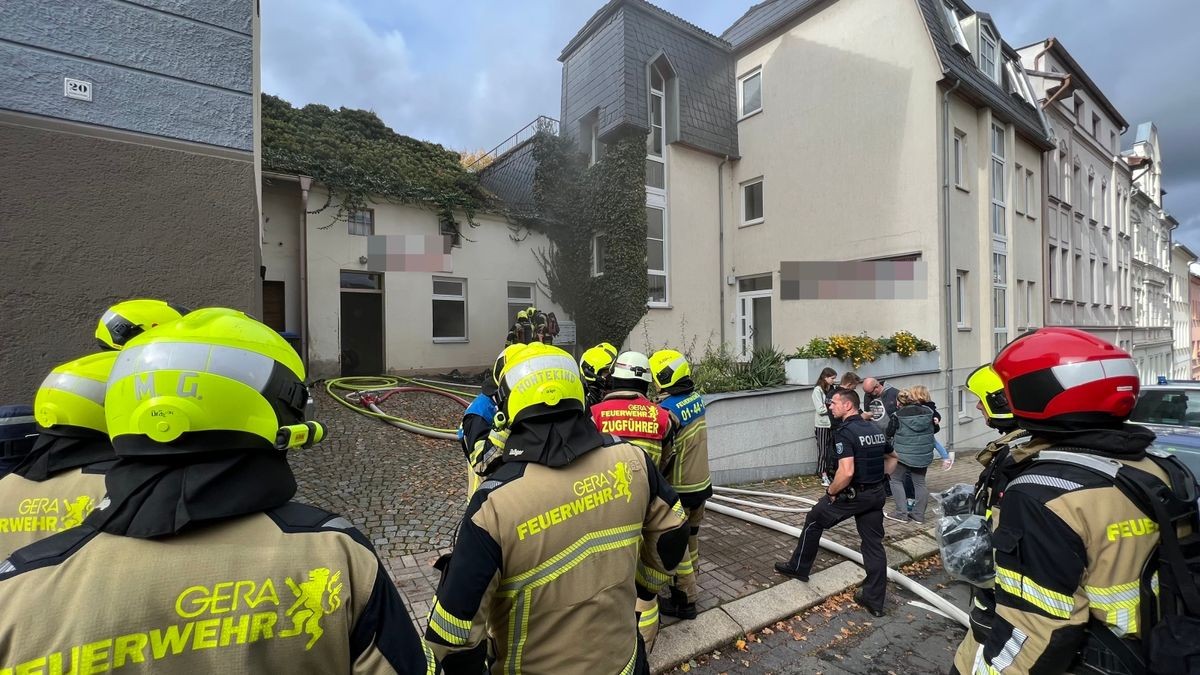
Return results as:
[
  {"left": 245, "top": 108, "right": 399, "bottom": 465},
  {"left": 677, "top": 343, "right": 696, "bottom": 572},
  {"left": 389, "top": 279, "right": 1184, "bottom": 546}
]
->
[
  {"left": 498, "top": 343, "right": 585, "bottom": 426},
  {"left": 104, "top": 307, "right": 318, "bottom": 456},
  {"left": 579, "top": 342, "right": 618, "bottom": 384},
  {"left": 35, "top": 351, "right": 119, "bottom": 434},
  {"left": 965, "top": 364, "right": 1013, "bottom": 420},
  {"left": 650, "top": 349, "right": 691, "bottom": 389},
  {"left": 96, "top": 299, "right": 190, "bottom": 350}
]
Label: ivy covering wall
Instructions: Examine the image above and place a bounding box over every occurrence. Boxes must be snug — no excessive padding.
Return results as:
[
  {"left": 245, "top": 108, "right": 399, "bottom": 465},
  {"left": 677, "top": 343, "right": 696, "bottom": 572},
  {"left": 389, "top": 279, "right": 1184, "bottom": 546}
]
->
[
  {"left": 528, "top": 131, "right": 649, "bottom": 349},
  {"left": 260, "top": 94, "right": 488, "bottom": 233}
]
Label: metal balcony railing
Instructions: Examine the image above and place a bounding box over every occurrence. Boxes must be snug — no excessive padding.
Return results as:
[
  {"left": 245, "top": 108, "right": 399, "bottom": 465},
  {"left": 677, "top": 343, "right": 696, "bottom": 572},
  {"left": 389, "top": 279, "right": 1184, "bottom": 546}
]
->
[{"left": 467, "top": 115, "right": 559, "bottom": 169}]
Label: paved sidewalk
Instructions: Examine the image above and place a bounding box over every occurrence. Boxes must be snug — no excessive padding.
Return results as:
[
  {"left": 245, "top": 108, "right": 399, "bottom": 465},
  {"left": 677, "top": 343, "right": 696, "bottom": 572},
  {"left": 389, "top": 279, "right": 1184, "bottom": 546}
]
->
[{"left": 292, "top": 384, "right": 984, "bottom": 641}]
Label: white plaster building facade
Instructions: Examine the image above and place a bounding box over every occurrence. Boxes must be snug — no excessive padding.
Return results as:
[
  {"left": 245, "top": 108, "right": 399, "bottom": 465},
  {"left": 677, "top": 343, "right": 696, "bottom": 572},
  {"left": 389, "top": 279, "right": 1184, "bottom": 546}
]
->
[
  {"left": 1171, "top": 243, "right": 1196, "bottom": 380},
  {"left": 261, "top": 174, "right": 563, "bottom": 379},
  {"left": 517, "top": 0, "right": 1054, "bottom": 452}
]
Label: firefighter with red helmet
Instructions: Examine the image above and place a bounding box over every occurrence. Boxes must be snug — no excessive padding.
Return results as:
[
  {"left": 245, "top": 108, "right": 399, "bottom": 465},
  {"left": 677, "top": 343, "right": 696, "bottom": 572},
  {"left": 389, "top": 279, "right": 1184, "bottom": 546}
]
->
[{"left": 951, "top": 328, "right": 1199, "bottom": 675}]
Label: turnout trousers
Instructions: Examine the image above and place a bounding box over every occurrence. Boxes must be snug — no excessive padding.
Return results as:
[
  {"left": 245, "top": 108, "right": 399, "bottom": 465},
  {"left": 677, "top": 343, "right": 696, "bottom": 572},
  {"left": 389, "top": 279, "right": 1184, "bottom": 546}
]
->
[
  {"left": 671, "top": 504, "right": 705, "bottom": 602},
  {"left": 785, "top": 482, "right": 888, "bottom": 609}
]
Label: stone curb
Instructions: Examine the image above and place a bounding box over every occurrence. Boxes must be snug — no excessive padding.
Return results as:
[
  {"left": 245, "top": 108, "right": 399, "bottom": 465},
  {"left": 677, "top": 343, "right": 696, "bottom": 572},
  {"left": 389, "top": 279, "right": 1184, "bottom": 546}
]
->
[{"left": 649, "top": 530, "right": 942, "bottom": 673}]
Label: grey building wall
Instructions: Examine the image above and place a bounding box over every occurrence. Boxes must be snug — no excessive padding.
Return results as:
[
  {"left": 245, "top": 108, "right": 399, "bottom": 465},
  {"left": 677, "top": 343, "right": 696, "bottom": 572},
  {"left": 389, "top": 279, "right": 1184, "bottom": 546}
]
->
[
  {"left": 0, "top": 0, "right": 259, "bottom": 402},
  {"left": 560, "top": 3, "right": 737, "bottom": 157},
  {"left": 0, "top": 0, "right": 253, "bottom": 150},
  {"left": 0, "top": 123, "right": 260, "bottom": 403}
]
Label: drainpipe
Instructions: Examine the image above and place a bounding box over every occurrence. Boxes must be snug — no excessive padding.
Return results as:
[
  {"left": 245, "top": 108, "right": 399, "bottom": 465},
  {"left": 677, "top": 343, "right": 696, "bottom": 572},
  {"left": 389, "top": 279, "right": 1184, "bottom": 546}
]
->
[
  {"left": 718, "top": 155, "right": 730, "bottom": 346},
  {"left": 298, "top": 176, "right": 312, "bottom": 371},
  {"left": 941, "top": 77, "right": 961, "bottom": 450}
]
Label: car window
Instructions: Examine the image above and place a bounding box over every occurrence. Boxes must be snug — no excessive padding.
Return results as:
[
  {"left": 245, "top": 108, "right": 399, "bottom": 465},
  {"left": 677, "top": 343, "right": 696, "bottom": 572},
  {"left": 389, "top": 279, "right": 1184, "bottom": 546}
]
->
[{"left": 1130, "top": 389, "right": 1200, "bottom": 427}]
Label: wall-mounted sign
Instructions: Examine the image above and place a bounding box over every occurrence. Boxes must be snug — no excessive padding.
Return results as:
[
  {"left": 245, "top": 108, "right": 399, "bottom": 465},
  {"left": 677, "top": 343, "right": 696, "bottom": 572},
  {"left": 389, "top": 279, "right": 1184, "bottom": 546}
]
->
[{"left": 64, "top": 78, "right": 92, "bottom": 101}]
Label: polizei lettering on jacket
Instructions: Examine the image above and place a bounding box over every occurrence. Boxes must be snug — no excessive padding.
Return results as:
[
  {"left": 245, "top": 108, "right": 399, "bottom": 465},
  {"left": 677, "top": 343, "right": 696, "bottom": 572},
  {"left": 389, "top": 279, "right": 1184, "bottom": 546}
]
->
[
  {"left": 858, "top": 433, "right": 887, "bottom": 446},
  {"left": 0, "top": 569, "right": 344, "bottom": 674},
  {"left": 516, "top": 462, "right": 634, "bottom": 540}
]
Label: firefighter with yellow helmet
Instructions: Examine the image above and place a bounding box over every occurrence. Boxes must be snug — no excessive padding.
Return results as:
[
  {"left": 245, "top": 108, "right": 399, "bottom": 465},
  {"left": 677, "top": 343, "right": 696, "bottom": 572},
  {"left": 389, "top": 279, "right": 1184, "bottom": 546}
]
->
[
  {"left": 95, "top": 298, "right": 189, "bottom": 350},
  {"left": 0, "top": 308, "right": 431, "bottom": 674},
  {"left": 425, "top": 342, "right": 688, "bottom": 674},
  {"left": 649, "top": 349, "right": 712, "bottom": 621},
  {"left": 580, "top": 342, "right": 618, "bottom": 409},
  {"left": 0, "top": 352, "right": 118, "bottom": 559}
]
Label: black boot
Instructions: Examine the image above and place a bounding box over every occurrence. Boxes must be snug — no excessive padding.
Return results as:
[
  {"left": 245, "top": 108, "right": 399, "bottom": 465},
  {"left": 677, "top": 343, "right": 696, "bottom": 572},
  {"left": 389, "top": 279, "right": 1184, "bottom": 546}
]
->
[{"left": 658, "top": 587, "right": 697, "bottom": 620}]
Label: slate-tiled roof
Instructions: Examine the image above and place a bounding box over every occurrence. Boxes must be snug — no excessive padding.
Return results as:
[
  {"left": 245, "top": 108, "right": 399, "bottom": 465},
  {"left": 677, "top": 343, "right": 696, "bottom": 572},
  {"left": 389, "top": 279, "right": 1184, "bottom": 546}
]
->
[
  {"left": 721, "top": 0, "right": 822, "bottom": 50},
  {"left": 477, "top": 139, "right": 538, "bottom": 216},
  {"left": 918, "top": 0, "right": 1053, "bottom": 150},
  {"left": 560, "top": 0, "right": 728, "bottom": 61}
]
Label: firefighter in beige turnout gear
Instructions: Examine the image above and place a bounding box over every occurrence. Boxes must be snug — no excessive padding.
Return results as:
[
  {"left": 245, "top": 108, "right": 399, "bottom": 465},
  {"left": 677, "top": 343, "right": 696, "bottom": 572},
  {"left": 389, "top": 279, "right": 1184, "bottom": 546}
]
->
[
  {"left": 587, "top": 351, "right": 680, "bottom": 650},
  {"left": 0, "top": 308, "right": 431, "bottom": 674},
  {"left": 425, "top": 343, "right": 689, "bottom": 674},
  {"left": 0, "top": 352, "right": 118, "bottom": 559},
  {"left": 951, "top": 328, "right": 1198, "bottom": 675},
  {"left": 649, "top": 350, "right": 712, "bottom": 622}
]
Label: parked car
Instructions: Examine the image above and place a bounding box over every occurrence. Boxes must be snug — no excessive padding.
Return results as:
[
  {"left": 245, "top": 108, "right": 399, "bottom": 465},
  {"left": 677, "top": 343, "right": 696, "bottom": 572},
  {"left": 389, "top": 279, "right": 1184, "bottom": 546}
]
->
[{"left": 1129, "top": 383, "right": 1200, "bottom": 475}]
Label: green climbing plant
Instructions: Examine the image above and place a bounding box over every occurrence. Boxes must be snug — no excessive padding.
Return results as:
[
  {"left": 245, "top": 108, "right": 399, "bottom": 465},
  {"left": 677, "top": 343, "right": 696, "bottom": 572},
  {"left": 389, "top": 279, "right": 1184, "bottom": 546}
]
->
[
  {"left": 527, "top": 131, "right": 649, "bottom": 349},
  {"left": 260, "top": 94, "right": 488, "bottom": 236}
]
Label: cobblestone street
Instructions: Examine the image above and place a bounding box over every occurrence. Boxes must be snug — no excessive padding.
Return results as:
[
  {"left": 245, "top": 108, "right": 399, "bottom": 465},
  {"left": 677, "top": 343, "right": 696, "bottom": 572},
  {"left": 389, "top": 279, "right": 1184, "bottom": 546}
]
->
[{"left": 293, "top": 383, "right": 985, "bottom": 630}]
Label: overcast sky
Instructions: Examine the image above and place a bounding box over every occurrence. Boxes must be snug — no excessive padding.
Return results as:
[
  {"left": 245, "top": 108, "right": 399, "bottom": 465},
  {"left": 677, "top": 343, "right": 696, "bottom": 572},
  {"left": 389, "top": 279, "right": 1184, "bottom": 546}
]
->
[{"left": 261, "top": 0, "right": 1198, "bottom": 250}]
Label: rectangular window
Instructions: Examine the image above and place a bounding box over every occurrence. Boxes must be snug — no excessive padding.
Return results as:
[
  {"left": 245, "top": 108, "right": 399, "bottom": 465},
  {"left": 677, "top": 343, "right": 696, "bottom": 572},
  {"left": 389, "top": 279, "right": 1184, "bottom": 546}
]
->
[
  {"left": 647, "top": 206, "right": 667, "bottom": 305},
  {"left": 742, "top": 178, "right": 764, "bottom": 225},
  {"left": 1062, "top": 249, "right": 1070, "bottom": 298},
  {"left": 980, "top": 28, "right": 998, "bottom": 82},
  {"left": 738, "top": 68, "right": 762, "bottom": 118},
  {"left": 348, "top": 209, "right": 374, "bottom": 237},
  {"left": 506, "top": 282, "right": 534, "bottom": 332},
  {"left": 1025, "top": 169, "right": 1035, "bottom": 215},
  {"left": 1090, "top": 259, "right": 1097, "bottom": 303},
  {"left": 1048, "top": 245, "right": 1057, "bottom": 298},
  {"left": 1100, "top": 183, "right": 1107, "bottom": 227},
  {"left": 953, "top": 130, "right": 966, "bottom": 187},
  {"left": 1074, "top": 254, "right": 1083, "bottom": 301},
  {"left": 1026, "top": 281, "right": 1035, "bottom": 327},
  {"left": 1110, "top": 130, "right": 1118, "bottom": 155},
  {"left": 991, "top": 125, "right": 1006, "bottom": 237},
  {"left": 1088, "top": 175, "right": 1096, "bottom": 220},
  {"left": 591, "top": 234, "right": 606, "bottom": 277},
  {"left": 1015, "top": 280, "right": 1025, "bottom": 329},
  {"left": 1014, "top": 163, "right": 1024, "bottom": 214},
  {"left": 440, "top": 220, "right": 462, "bottom": 248},
  {"left": 943, "top": 4, "right": 970, "bottom": 52},
  {"left": 340, "top": 270, "right": 382, "bottom": 290},
  {"left": 432, "top": 277, "right": 467, "bottom": 341},
  {"left": 1092, "top": 112, "right": 1101, "bottom": 139},
  {"left": 956, "top": 270, "right": 968, "bottom": 328},
  {"left": 1101, "top": 263, "right": 1109, "bottom": 305}
]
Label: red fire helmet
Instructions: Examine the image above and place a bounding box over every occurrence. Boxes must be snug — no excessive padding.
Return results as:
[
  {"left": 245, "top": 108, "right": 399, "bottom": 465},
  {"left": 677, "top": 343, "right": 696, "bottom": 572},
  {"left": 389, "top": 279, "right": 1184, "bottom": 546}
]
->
[{"left": 993, "top": 327, "right": 1139, "bottom": 426}]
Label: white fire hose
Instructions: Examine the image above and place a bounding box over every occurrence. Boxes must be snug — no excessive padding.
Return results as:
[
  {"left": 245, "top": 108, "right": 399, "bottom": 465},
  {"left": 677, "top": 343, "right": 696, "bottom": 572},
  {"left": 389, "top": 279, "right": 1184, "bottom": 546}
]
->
[{"left": 706, "top": 496, "right": 969, "bottom": 628}]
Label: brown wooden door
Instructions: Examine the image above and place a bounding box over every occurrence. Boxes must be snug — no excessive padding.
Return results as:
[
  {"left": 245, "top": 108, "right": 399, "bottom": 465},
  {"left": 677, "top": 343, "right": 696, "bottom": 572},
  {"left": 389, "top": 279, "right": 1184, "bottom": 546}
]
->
[{"left": 262, "top": 280, "right": 286, "bottom": 331}]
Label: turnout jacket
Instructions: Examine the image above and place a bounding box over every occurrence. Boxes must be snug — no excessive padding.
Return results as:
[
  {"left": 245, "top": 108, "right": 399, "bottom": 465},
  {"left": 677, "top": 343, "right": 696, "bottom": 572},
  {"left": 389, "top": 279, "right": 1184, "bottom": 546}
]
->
[
  {"left": 0, "top": 502, "right": 431, "bottom": 674},
  {"left": 656, "top": 390, "right": 712, "bottom": 509},
  {"left": 954, "top": 425, "right": 1191, "bottom": 675},
  {"left": 590, "top": 391, "right": 677, "bottom": 472},
  {"left": 425, "top": 418, "right": 689, "bottom": 675},
  {"left": 0, "top": 432, "right": 114, "bottom": 559}
]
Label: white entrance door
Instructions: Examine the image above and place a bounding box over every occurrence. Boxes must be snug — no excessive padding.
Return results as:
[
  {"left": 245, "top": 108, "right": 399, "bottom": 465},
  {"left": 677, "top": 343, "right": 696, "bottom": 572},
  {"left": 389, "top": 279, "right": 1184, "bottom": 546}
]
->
[{"left": 736, "top": 275, "right": 773, "bottom": 359}]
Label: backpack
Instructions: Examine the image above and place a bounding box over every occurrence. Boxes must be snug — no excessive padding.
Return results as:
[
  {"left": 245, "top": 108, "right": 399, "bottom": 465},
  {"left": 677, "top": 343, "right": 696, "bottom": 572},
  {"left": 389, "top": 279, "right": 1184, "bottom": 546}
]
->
[{"left": 1032, "top": 449, "right": 1200, "bottom": 675}]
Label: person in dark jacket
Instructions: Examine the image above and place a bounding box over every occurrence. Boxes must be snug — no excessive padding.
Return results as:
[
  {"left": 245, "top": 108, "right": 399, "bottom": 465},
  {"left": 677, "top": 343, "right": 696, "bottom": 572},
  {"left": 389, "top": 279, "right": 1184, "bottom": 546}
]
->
[{"left": 884, "top": 389, "right": 939, "bottom": 522}]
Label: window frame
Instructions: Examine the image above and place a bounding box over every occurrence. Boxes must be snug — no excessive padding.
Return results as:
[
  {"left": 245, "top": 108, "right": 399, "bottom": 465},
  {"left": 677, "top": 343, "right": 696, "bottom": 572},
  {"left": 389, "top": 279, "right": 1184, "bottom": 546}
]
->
[
  {"left": 347, "top": 208, "right": 375, "bottom": 237},
  {"left": 956, "top": 269, "right": 969, "bottom": 329},
  {"left": 741, "top": 177, "right": 765, "bottom": 227},
  {"left": 953, "top": 129, "right": 966, "bottom": 189},
  {"left": 737, "top": 67, "right": 763, "bottom": 119},
  {"left": 506, "top": 282, "right": 535, "bottom": 332},
  {"left": 943, "top": 3, "right": 971, "bottom": 53},
  {"left": 431, "top": 276, "right": 468, "bottom": 343},
  {"left": 646, "top": 202, "right": 669, "bottom": 307},
  {"left": 591, "top": 233, "right": 606, "bottom": 277},
  {"left": 979, "top": 26, "right": 999, "bottom": 83},
  {"left": 1025, "top": 169, "right": 1035, "bottom": 217}
]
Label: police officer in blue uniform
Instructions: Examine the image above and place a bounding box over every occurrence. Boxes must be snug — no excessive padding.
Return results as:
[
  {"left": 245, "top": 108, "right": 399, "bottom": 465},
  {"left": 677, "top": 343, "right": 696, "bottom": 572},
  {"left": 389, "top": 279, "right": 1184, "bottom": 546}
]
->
[{"left": 774, "top": 388, "right": 897, "bottom": 616}]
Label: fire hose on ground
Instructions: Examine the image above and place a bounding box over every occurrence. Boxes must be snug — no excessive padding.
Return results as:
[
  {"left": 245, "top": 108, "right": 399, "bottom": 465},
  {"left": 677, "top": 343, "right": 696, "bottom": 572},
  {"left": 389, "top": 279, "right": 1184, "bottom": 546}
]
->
[
  {"left": 325, "top": 376, "right": 474, "bottom": 440},
  {"left": 708, "top": 487, "right": 970, "bottom": 628}
]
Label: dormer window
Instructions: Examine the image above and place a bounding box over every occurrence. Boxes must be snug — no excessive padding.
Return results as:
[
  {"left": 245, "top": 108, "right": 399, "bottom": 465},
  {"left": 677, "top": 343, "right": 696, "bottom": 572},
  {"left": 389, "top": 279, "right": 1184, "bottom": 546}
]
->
[
  {"left": 942, "top": 3, "right": 970, "bottom": 53},
  {"left": 979, "top": 26, "right": 999, "bottom": 83}
]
